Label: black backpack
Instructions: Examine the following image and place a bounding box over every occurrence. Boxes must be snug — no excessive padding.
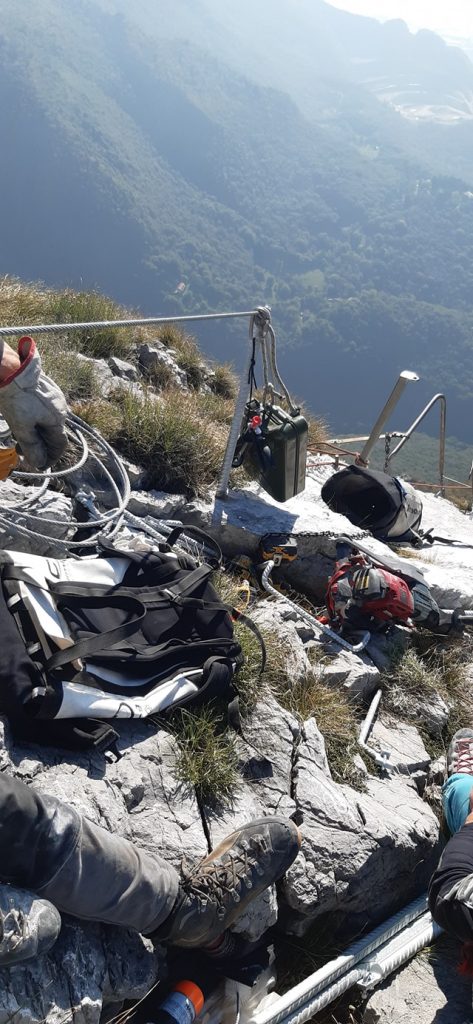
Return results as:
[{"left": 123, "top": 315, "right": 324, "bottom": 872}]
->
[
  {"left": 321, "top": 466, "right": 423, "bottom": 542},
  {"left": 0, "top": 533, "right": 260, "bottom": 753}
]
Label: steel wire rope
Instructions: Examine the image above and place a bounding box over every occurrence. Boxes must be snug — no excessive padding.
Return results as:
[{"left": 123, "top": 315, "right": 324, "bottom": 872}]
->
[
  {"left": 0, "top": 413, "right": 131, "bottom": 550},
  {"left": 0, "top": 310, "right": 261, "bottom": 338}
]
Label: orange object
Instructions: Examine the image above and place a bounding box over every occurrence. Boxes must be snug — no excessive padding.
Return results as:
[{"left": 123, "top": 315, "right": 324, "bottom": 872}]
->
[
  {"left": 173, "top": 982, "right": 205, "bottom": 1016},
  {"left": 0, "top": 446, "right": 18, "bottom": 480}
]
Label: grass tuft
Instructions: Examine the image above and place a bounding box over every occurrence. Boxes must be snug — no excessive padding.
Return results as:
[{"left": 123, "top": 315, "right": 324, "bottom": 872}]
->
[
  {"left": 108, "top": 389, "right": 226, "bottom": 495},
  {"left": 210, "top": 363, "right": 236, "bottom": 399},
  {"left": 173, "top": 707, "right": 239, "bottom": 804},
  {"left": 277, "top": 672, "right": 364, "bottom": 787},
  {"left": 0, "top": 275, "right": 53, "bottom": 326},
  {"left": 40, "top": 344, "right": 99, "bottom": 403},
  {"left": 46, "top": 289, "right": 135, "bottom": 359}
]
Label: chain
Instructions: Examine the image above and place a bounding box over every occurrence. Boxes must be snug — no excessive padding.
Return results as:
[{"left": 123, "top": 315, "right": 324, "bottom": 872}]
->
[{"left": 384, "top": 432, "right": 392, "bottom": 472}]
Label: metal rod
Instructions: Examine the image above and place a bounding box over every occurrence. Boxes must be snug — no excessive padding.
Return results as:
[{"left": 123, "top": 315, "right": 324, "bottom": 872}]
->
[
  {"left": 387, "top": 394, "right": 446, "bottom": 496},
  {"left": 358, "top": 689, "right": 391, "bottom": 769},
  {"left": 216, "top": 316, "right": 255, "bottom": 498},
  {"left": 356, "top": 371, "right": 419, "bottom": 466},
  {"left": 260, "top": 560, "right": 370, "bottom": 655},
  {"left": 253, "top": 895, "right": 429, "bottom": 1024},
  {"left": 0, "top": 310, "right": 261, "bottom": 337},
  {"left": 329, "top": 433, "right": 405, "bottom": 445}
]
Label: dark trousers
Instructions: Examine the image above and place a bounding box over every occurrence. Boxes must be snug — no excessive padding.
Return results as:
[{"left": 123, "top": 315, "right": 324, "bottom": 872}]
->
[
  {"left": 0, "top": 774, "right": 179, "bottom": 933},
  {"left": 429, "top": 823, "right": 473, "bottom": 942}
]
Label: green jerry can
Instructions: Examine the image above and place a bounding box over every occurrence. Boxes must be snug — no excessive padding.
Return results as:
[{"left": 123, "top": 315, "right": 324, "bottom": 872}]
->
[{"left": 260, "top": 404, "right": 308, "bottom": 503}]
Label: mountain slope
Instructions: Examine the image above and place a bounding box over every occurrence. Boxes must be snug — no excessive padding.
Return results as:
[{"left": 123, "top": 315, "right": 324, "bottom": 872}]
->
[{"left": 1, "top": 0, "right": 473, "bottom": 438}]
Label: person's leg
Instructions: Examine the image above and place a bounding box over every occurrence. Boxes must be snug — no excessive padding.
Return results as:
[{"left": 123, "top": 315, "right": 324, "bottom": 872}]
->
[
  {"left": 0, "top": 774, "right": 301, "bottom": 948},
  {"left": 443, "top": 774, "right": 473, "bottom": 835},
  {"left": 430, "top": 730, "right": 473, "bottom": 944},
  {"left": 443, "top": 730, "right": 473, "bottom": 835},
  {"left": 0, "top": 773, "right": 179, "bottom": 934}
]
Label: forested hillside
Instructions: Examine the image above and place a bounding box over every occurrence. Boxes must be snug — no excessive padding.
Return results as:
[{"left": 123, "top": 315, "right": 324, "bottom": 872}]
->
[{"left": 1, "top": 0, "right": 473, "bottom": 441}]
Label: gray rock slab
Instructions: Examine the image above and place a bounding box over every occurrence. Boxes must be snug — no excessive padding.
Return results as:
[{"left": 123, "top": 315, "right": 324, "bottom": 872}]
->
[
  {"left": 202, "top": 695, "right": 299, "bottom": 940},
  {"left": 282, "top": 718, "right": 441, "bottom": 934},
  {"left": 362, "top": 938, "right": 473, "bottom": 1024},
  {"left": 108, "top": 356, "right": 139, "bottom": 381},
  {"left": 322, "top": 646, "right": 380, "bottom": 700},
  {"left": 127, "top": 489, "right": 186, "bottom": 520},
  {"left": 180, "top": 465, "right": 368, "bottom": 599},
  {"left": 0, "top": 481, "right": 72, "bottom": 555},
  {"left": 370, "top": 718, "right": 431, "bottom": 780},
  {"left": 138, "top": 342, "right": 188, "bottom": 389}
]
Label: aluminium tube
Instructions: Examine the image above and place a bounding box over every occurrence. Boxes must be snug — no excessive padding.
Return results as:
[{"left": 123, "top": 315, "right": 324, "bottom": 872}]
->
[
  {"left": 260, "top": 560, "right": 370, "bottom": 654},
  {"left": 253, "top": 897, "right": 428, "bottom": 1024},
  {"left": 358, "top": 688, "right": 391, "bottom": 768},
  {"left": 216, "top": 332, "right": 254, "bottom": 499},
  {"left": 387, "top": 394, "right": 446, "bottom": 497},
  {"left": 356, "top": 371, "right": 419, "bottom": 467}
]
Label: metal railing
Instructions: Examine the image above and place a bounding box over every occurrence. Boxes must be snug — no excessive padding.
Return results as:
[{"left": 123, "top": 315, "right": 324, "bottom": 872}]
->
[{"left": 328, "top": 372, "right": 447, "bottom": 496}]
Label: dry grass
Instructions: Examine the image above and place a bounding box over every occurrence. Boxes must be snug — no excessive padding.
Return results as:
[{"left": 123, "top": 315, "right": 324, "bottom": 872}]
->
[
  {"left": 210, "top": 362, "right": 236, "bottom": 399},
  {"left": 46, "top": 288, "right": 135, "bottom": 359},
  {"left": 40, "top": 344, "right": 100, "bottom": 403},
  {"left": 113, "top": 389, "right": 226, "bottom": 494},
  {"left": 383, "top": 632, "right": 473, "bottom": 756},
  {"left": 0, "top": 275, "right": 54, "bottom": 325},
  {"left": 277, "top": 672, "right": 364, "bottom": 787},
  {"left": 172, "top": 707, "right": 239, "bottom": 804}
]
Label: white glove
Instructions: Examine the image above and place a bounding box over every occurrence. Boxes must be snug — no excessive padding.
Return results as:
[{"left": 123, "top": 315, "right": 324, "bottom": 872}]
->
[{"left": 0, "top": 337, "right": 68, "bottom": 470}]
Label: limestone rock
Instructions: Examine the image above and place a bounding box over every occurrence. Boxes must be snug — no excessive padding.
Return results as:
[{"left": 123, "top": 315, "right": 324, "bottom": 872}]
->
[
  {"left": 282, "top": 718, "right": 441, "bottom": 935},
  {"left": 203, "top": 694, "right": 299, "bottom": 940},
  {"left": 369, "top": 718, "right": 431, "bottom": 783},
  {"left": 127, "top": 489, "right": 186, "bottom": 520},
  {"left": 0, "top": 480, "right": 72, "bottom": 556},
  {"left": 362, "top": 938, "right": 473, "bottom": 1024},
  {"left": 108, "top": 356, "right": 139, "bottom": 381},
  {"left": 322, "top": 646, "right": 380, "bottom": 700},
  {"left": 138, "top": 342, "right": 188, "bottom": 389}
]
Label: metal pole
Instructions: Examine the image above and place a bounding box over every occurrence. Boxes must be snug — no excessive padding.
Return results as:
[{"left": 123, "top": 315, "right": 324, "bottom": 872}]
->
[
  {"left": 216, "top": 317, "right": 255, "bottom": 499},
  {"left": 387, "top": 394, "right": 446, "bottom": 497},
  {"left": 356, "top": 371, "right": 419, "bottom": 467}
]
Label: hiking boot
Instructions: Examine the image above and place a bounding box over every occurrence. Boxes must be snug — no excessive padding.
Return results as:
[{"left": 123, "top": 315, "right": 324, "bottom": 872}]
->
[
  {"left": 153, "top": 816, "right": 301, "bottom": 949},
  {"left": 447, "top": 730, "right": 473, "bottom": 777},
  {"left": 0, "top": 886, "right": 61, "bottom": 966}
]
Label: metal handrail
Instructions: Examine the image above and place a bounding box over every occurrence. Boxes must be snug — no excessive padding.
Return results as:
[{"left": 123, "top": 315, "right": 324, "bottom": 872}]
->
[
  {"left": 386, "top": 393, "right": 446, "bottom": 496},
  {"left": 327, "top": 374, "right": 447, "bottom": 496}
]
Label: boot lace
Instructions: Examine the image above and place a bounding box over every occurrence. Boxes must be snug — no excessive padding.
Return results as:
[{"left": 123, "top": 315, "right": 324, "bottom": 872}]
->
[
  {"left": 452, "top": 737, "right": 473, "bottom": 773},
  {"left": 182, "top": 836, "right": 271, "bottom": 920}
]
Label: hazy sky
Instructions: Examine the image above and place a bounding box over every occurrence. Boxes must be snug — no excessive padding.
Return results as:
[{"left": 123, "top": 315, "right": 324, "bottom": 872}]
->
[{"left": 326, "top": 1, "right": 473, "bottom": 40}]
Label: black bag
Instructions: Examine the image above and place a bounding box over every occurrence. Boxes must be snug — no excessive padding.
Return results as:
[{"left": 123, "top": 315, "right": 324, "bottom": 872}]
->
[
  {"left": 321, "top": 466, "right": 423, "bottom": 542},
  {"left": 0, "top": 535, "right": 257, "bottom": 751}
]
